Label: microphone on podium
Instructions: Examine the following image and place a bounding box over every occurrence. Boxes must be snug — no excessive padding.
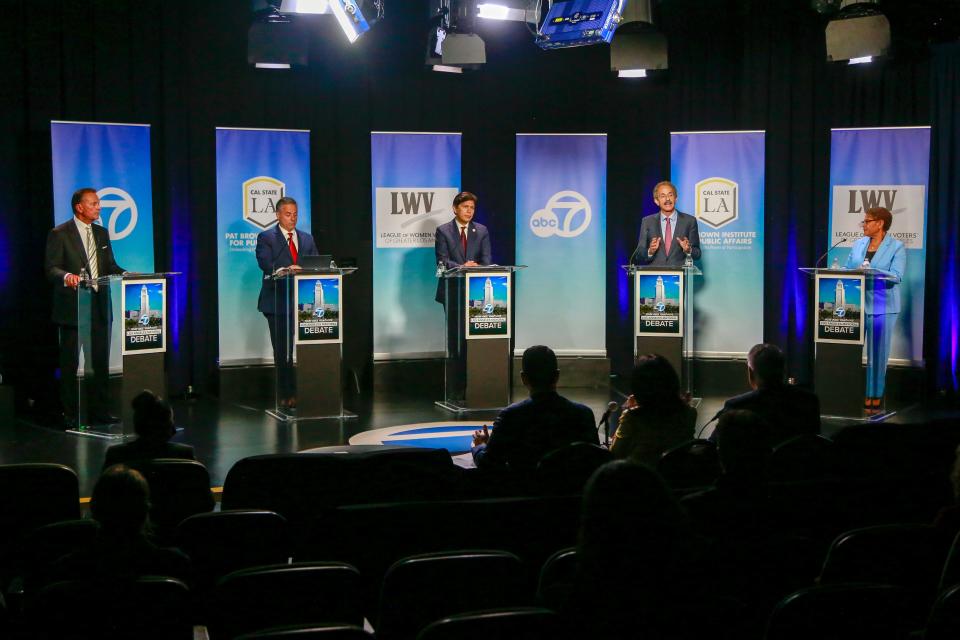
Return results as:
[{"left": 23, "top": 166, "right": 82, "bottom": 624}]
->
[
  {"left": 598, "top": 401, "right": 619, "bottom": 446},
  {"left": 815, "top": 237, "right": 848, "bottom": 268}
]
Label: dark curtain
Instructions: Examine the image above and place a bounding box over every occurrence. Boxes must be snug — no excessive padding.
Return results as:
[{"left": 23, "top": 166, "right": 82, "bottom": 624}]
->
[{"left": 0, "top": 0, "right": 954, "bottom": 415}]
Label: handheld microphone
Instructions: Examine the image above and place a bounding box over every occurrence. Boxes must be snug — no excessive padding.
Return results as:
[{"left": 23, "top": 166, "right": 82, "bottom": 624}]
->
[
  {"left": 598, "top": 401, "right": 619, "bottom": 446},
  {"left": 815, "top": 238, "right": 847, "bottom": 268}
]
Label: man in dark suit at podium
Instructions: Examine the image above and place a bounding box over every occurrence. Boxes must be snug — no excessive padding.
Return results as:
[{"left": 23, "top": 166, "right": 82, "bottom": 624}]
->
[
  {"left": 632, "top": 181, "right": 701, "bottom": 266},
  {"left": 255, "top": 196, "right": 319, "bottom": 408},
  {"left": 44, "top": 187, "right": 127, "bottom": 428},
  {"left": 434, "top": 191, "right": 492, "bottom": 303}
]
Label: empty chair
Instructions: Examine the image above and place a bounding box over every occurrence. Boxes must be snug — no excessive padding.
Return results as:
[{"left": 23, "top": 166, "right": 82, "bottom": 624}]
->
[
  {"left": 656, "top": 439, "right": 720, "bottom": 489},
  {"left": 207, "top": 562, "right": 363, "bottom": 639},
  {"left": 536, "top": 547, "right": 577, "bottom": 612},
  {"left": 175, "top": 510, "right": 290, "bottom": 593},
  {"left": 925, "top": 582, "right": 960, "bottom": 640},
  {"left": 417, "top": 607, "right": 559, "bottom": 640},
  {"left": 376, "top": 550, "right": 528, "bottom": 640},
  {"left": 129, "top": 458, "right": 215, "bottom": 543},
  {"left": 768, "top": 435, "right": 836, "bottom": 482},
  {"left": 237, "top": 625, "right": 373, "bottom": 639},
  {"left": 536, "top": 443, "right": 612, "bottom": 495},
  {"left": 765, "top": 584, "right": 915, "bottom": 640}
]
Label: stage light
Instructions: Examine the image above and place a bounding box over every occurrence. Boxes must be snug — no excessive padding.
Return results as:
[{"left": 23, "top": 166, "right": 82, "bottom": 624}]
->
[
  {"left": 848, "top": 55, "right": 873, "bottom": 65},
  {"left": 328, "top": 0, "right": 383, "bottom": 43},
  {"left": 426, "top": 1, "right": 486, "bottom": 70},
  {"left": 432, "top": 64, "right": 464, "bottom": 73},
  {"left": 478, "top": 3, "right": 510, "bottom": 20},
  {"left": 824, "top": 1, "right": 889, "bottom": 63},
  {"left": 248, "top": 4, "right": 309, "bottom": 69},
  {"left": 476, "top": 1, "right": 538, "bottom": 23},
  {"left": 279, "top": 0, "right": 330, "bottom": 13},
  {"left": 610, "top": 0, "right": 666, "bottom": 77},
  {"left": 535, "top": 0, "right": 626, "bottom": 50},
  {"left": 256, "top": 62, "right": 293, "bottom": 69}
]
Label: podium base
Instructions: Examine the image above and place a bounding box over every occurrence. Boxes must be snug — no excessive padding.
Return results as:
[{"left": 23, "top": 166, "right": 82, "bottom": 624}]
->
[
  {"left": 265, "top": 408, "right": 358, "bottom": 423},
  {"left": 821, "top": 406, "right": 902, "bottom": 424},
  {"left": 66, "top": 422, "right": 132, "bottom": 441},
  {"left": 434, "top": 400, "right": 504, "bottom": 414}
]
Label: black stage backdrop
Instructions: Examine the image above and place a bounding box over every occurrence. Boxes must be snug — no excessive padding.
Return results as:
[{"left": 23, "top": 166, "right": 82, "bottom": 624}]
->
[{"left": 0, "top": 0, "right": 957, "bottom": 413}]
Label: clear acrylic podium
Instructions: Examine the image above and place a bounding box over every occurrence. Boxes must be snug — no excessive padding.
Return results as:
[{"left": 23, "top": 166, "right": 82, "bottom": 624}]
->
[
  {"left": 800, "top": 266, "right": 900, "bottom": 421},
  {"left": 267, "top": 266, "right": 358, "bottom": 422},
  {"left": 72, "top": 272, "right": 179, "bottom": 439},
  {"left": 623, "top": 263, "right": 702, "bottom": 399},
  {"left": 436, "top": 265, "right": 525, "bottom": 413}
]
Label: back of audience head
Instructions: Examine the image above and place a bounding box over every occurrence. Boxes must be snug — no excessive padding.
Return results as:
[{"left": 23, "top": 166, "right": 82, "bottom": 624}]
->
[
  {"left": 521, "top": 345, "right": 559, "bottom": 392},
  {"left": 91, "top": 465, "right": 151, "bottom": 537},
  {"left": 715, "top": 410, "right": 771, "bottom": 478},
  {"left": 747, "top": 343, "right": 785, "bottom": 389},
  {"left": 132, "top": 389, "right": 175, "bottom": 440},
  {"left": 631, "top": 353, "right": 685, "bottom": 410}
]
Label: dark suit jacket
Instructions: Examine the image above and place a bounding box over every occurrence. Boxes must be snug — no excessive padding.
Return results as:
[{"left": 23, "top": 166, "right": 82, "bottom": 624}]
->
[
  {"left": 472, "top": 390, "right": 599, "bottom": 470},
  {"left": 709, "top": 385, "right": 821, "bottom": 446},
  {"left": 103, "top": 439, "right": 197, "bottom": 470},
  {"left": 44, "top": 219, "right": 125, "bottom": 325},
  {"left": 434, "top": 219, "right": 492, "bottom": 303},
  {"left": 632, "top": 211, "right": 702, "bottom": 266},
  {"left": 255, "top": 225, "right": 319, "bottom": 315}
]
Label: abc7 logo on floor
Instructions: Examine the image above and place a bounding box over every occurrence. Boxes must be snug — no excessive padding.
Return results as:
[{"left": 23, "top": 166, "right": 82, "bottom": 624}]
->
[
  {"left": 529, "top": 190, "right": 592, "bottom": 239},
  {"left": 96, "top": 187, "right": 138, "bottom": 241}
]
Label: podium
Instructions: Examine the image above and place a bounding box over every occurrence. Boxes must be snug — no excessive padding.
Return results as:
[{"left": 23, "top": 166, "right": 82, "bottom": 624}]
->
[
  {"left": 436, "top": 265, "right": 525, "bottom": 413},
  {"left": 800, "top": 267, "right": 899, "bottom": 420},
  {"left": 71, "top": 272, "right": 179, "bottom": 439},
  {"left": 623, "top": 263, "right": 702, "bottom": 398},
  {"left": 267, "top": 266, "right": 357, "bottom": 422}
]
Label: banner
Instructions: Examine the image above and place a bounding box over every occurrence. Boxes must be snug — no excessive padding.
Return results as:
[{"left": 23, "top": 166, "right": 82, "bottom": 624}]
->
[
  {"left": 216, "top": 127, "right": 311, "bottom": 365},
  {"left": 294, "top": 274, "right": 341, "bottom": 344},
  {"left": 466, "top": 272, "right": 511, "bottom": 339},
  {"left": 51, "top": 121, "right": 155, "bottom": 273},
  {"left": 671, "top": 131, "right": 765, "bottom": 357},
  {"left": 371, "top": 132, "right": 461, "bottom": 359},
  {"left": 122, "top": 279, "right": 166, "bottom": 355},
  {"left": 828, "top": 127, "right": 930, "bottom": 365},
  {"left": 515, "top": 134, "right": 606, "bottom": 356},
  {"left": 635, "top": 271, "right": 683, "bottom": 337},
  {"left": 815, "top": 273, "right": 864, "bottom": 344}
]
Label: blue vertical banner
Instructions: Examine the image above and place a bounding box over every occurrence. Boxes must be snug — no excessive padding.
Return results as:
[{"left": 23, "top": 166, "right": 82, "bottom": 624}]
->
[
  {"left": 516, "top": 134, "right": 607, "bottom": 355},
  {"left": 828, "top": 127, "right": 930, "bottom": 365},
  {"left": 671, "top": 131, "right": 766, "bottom": 357},
  {"left": 371, "top": 132, "right": 461, "bottom": 359},
  {"left": 51, "top": 121, "right": 155, "bottom": 273},
  {"left": 216, "top": 127, "right": 311, "bottom": 365}
]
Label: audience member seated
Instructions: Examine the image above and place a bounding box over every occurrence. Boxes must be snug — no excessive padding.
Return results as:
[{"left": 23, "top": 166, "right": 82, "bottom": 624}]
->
[
  {"left": 609, "top": 354, "right": 696, "bottom": 467},
  {"left": 471, "top": 345, "right": 598, "bottom": 471},
  {"left": 43, "top": 465, "right": 191, "bottom": 587},
  {"left": 103, "top": 390, "right": 195, "bottom": 470},
  {"left": 709, "top": 343, "right": 820, "bottom": 446},
  {"left": 566, "top": 461, "right": 728, "bottom": 639}
]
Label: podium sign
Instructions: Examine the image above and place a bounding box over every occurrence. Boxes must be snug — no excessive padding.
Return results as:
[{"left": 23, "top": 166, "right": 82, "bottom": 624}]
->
[
  {"left": 814, "top": 273, "right": 864, "bottom": 345},
  {"left": 465, "top": 272, "right": 511, "bottom": 340},
  {"left": 121, "top": 279, "right": 166, "bottom": 355},
  {"left": 634, "top": 271, "right": 684, "bottom": 338},
  {"left": 294, "top": 274, "right": 342, "bottom": 344}
]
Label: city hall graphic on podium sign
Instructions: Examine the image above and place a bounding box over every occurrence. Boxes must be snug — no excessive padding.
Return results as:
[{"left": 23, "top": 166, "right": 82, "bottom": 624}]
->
[
  {"left": 815, "top": 273, "right": 864, "bottom": 344},
  {"left": 294, "top": 275, "right": 342, "bottom": 344},
  {"left": 635, "top": 271, "right": 684, "bottom": 337},
  {"left": 122, "top": 279, "right": 166, "bottom": 355},
  {"left": 465, "top": 273, "right": 511, "bottom": 339}
]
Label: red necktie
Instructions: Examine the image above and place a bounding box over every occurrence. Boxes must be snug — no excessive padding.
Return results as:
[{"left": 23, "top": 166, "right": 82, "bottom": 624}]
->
[
  {"left": 460, "top": 226, "right": 467, "bottom": 257},
  {"left": 288, "top": 232, "right": 298, "bottom": 265},
  {"left": 663, "top": 217, "right": 673, "bottom": 254}
]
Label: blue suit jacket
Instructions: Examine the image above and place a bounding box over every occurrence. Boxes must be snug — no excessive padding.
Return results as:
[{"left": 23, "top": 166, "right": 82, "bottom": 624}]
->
[
  {"left": 434, "top": 219, "right": 492, "bottom": 303},
  {"left": 843, "top": 234, "right": 905, "bottom": 315},
  {"left": 256, "top": 225, "right": 319, "bottom": 314},
  {"left": 632, "top": 211, "right": 702, "bottom": 266}
]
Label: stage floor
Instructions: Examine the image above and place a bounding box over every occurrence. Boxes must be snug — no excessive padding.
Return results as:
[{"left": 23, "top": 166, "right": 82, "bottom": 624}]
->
[{"left": 1, "top": 386, "right": 938, "bottom": 498}]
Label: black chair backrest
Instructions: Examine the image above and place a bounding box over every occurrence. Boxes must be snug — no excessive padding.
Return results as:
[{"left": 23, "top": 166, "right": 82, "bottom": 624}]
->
[
  {"left": 175, "top": 510, "right": 290, "bottom": 593},
  {"left": 376, "top": 550, "right": 528, "bottom": 640},
  {"left": 940, "top": 529, "right": 960, "bottom": 592},
  {"left": 416, "top": 607, "right": 560, "bottom": 640},
  {"left": 129, "top": 458, "right": 214, "bottom": 540},
  {"left": 925, "top": 582, "right": 960, "bottom": 640},
  {"left": 0, "top": 464, "right": 79, "bottom": 544},
  {"left": 768, "top": 434, "right": 836, "bottom": 482},
  {"left": 15, "top": 519, "right": 99, "bottom": 594},
  {"left": 765, "top": 584, "right": 914, "bottom": 640},
  {"left": 536, "top": 547, "right": 577, "bottom": 612},
  {"left": 209, "top": 562, "right": 363, "bottom": 640},
  {"left": 657, "top": 439, "right": 720, "bottom": 489},
  {"left": 237, "top": 625, "right": 373, "bottom": 639},
  {"left": 536, "top": 443, "right": 612, "bottom": 495}
]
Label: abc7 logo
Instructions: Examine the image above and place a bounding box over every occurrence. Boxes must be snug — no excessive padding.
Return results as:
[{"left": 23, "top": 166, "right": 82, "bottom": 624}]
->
[
  {"left": 96, "top": 187, "right": 138, "bottom": 241},
  {"left": 529, "top": 190, "right": 592, "bottom": 239}
]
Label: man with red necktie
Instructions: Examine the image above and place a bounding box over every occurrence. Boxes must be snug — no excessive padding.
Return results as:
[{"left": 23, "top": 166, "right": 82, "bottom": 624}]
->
[
  {"left": 256, "top": 196, "right": 319, "bottom": 408},
  {"left": 631, "top": 181, "right": 701, "bottom": 267},
  {"left": 434, "top": 191, "right": 492, "bottom": 304}
]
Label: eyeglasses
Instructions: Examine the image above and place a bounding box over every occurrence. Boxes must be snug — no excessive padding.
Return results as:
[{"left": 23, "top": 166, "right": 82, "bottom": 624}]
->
[{"left": 859, "top": 218, "right": 878, "bottom": 226}]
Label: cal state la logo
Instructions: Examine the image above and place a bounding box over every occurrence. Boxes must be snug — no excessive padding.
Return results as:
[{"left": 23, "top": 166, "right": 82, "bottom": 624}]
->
[
  {"left": 695, "top": 177, "right": 738, "bottom": 228},
  {"left": 242, "top": 176, "right": 285, "bottom": 229}
]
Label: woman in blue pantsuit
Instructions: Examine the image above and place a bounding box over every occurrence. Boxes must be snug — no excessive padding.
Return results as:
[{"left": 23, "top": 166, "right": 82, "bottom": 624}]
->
[{"left": 843, "top": 206, "right": 906, "bottom": 413}]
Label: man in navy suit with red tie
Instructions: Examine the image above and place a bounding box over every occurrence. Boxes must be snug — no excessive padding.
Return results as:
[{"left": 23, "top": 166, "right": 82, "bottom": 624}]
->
[
  {"left": 434, "top": 191, "right": 492, "bottom": 303},
  {"left": 256, "top": 196, "right": 319, "bottom": 408}
]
